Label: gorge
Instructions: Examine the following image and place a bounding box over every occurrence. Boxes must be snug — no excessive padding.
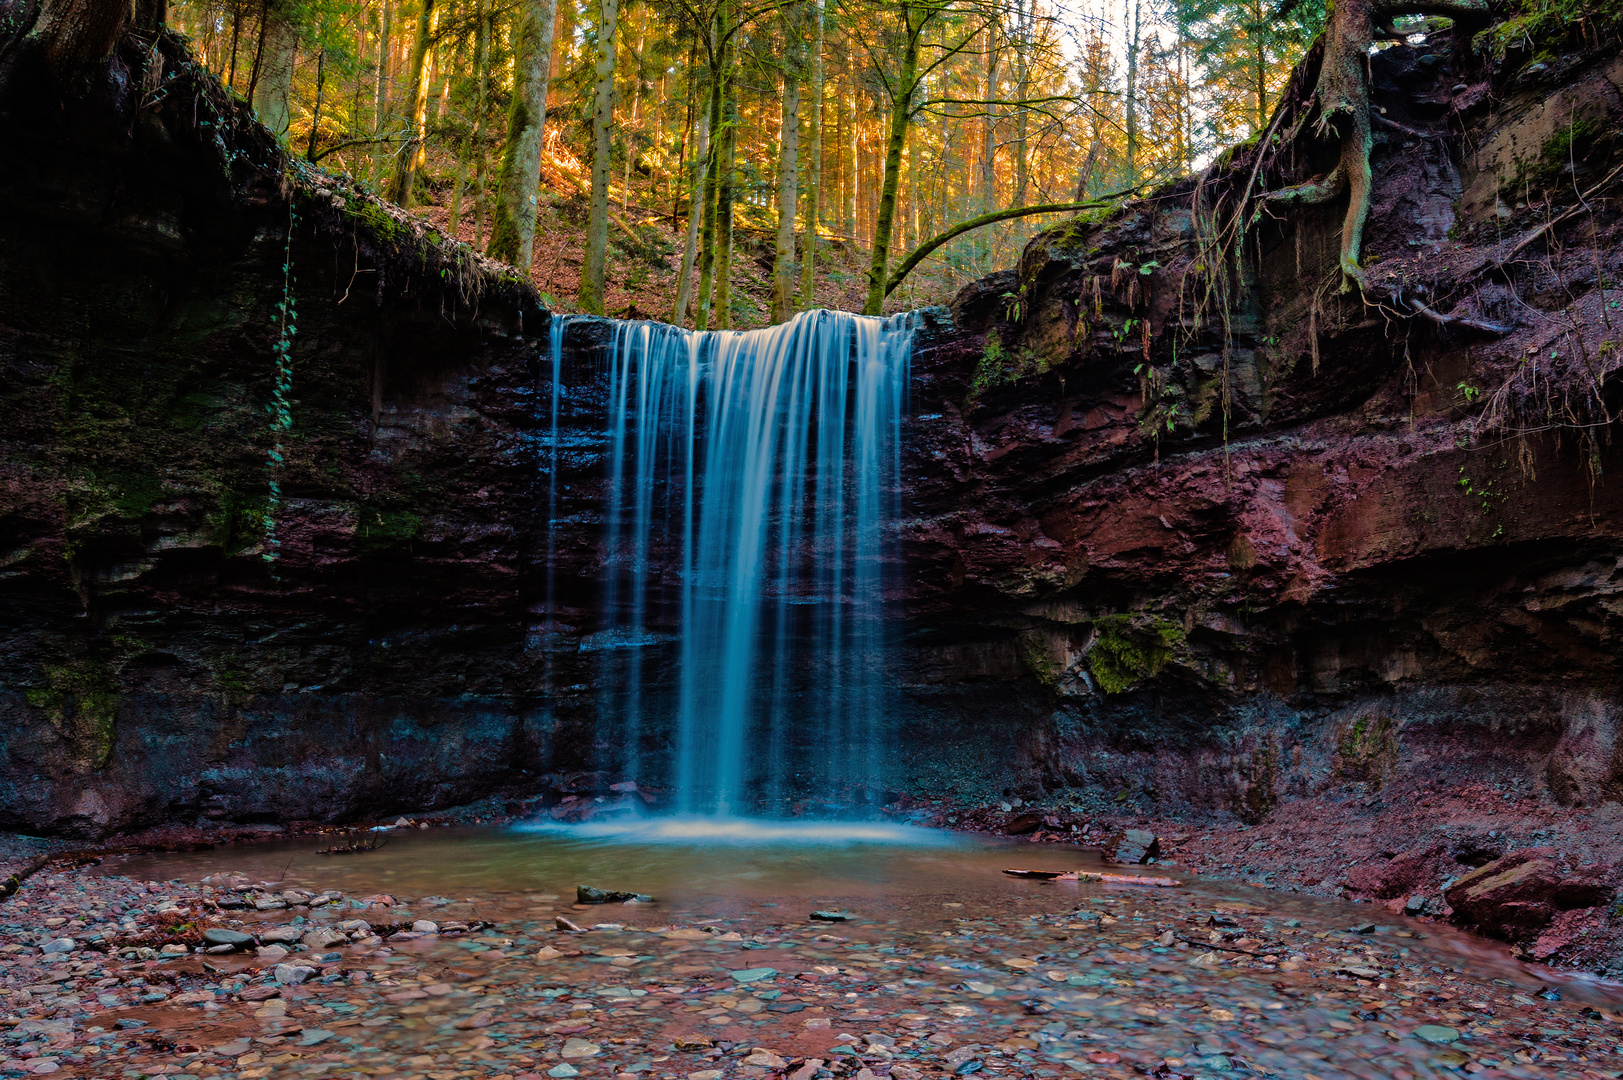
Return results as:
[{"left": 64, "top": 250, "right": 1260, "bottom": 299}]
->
[{"left": 3, "top": 3, "right": 1623, "bottom": 980}]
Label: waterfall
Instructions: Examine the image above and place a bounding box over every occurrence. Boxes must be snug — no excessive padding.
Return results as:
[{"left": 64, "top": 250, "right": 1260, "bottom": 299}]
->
[{"left": 544, "top": 309, "right": 914, "bottom": 817}]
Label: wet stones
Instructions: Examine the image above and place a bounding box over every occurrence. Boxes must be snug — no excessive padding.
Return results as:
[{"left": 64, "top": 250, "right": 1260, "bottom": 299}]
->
[
  {"left": 1100, "top": 829, "right": 1160, "bottom": 865},
  {"left": 576, "top": 886, "right": 654, "bottom": 904},
  {"left": 201, "top": 928, "right": 254, "bottom": 949}
]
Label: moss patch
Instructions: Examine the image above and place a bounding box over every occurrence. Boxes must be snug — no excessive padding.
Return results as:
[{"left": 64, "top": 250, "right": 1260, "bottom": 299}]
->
[
  {"left": 1086, "top": 613, "right": 1185, "bottom": 694},
  {"left": 1334, "top": 712, "right": 1400, "bottom": 788},
  {"left": 27, "top": 664, "right": 119, "bottom": 772}
]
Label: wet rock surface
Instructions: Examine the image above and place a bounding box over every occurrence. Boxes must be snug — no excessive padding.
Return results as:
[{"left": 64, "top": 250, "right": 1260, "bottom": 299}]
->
[{"left": 0, "top": 854, "right": 1619, "bottom": 1080}]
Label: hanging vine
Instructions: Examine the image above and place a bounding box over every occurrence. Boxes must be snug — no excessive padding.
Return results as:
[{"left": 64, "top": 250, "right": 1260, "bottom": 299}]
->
[{"left": 262, "top": 201, "right": 297, "bottom": 575}]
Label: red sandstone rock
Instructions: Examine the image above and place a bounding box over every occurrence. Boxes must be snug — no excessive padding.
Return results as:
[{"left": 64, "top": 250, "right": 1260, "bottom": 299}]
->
[{"left": 1443, "top": 848, "right": 1613, "bottom": 941}]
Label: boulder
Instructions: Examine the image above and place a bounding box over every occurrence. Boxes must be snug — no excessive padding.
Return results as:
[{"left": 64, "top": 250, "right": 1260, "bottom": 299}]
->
[
  {"left": 1345, "top": 843, "right": 1446, "bottom": 900},
  {"left": 1443, "top": 848, "right": 1613, "bottom": 941},
  {"left": 1100, "top": 829, "right": 1160, "bottom": 865},
  {"left": 576, "top": 885, "right": 653, "bottom": 904}
]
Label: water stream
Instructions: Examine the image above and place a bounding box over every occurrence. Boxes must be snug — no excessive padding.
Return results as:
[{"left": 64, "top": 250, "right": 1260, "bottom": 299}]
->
[{"left": 548, "top": 310, "right": 914, "bottom": 815}]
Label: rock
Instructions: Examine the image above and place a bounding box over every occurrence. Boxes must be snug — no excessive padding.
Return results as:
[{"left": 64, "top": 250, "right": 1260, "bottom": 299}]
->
[
  {"left": 560, "top": 1038, "right": 602, "bottom": 1059},
  {"left": 1100, "top": 829, "right": 1160, "bottom": 865},
  {"left": 1444, "top": 849, "right": 1614, "bottom": 940},
  {"left": 576, "top": 885, "right": 653, "bottom": 904},
  {"left": 730, "top": 967, "right": 777, "bottom": 983},
  {"left": 299, "top": 1029, "right": 334, "bottom": 1046},
  {"left": 788, "top": 1061, "right": 824, "bottom": 1080},
  {"left": 1004, "top": 812, "right": 1044, "bottom": 836},
  {"left": 159, "top": 943, "right": 189, "bottom": 955},
  {"left": 202, "top": 929, "right": 254, "bottom": 949},
  {"left": 256, "top": 945, "right": 290, "bottom": 962},
  {"left": 412, "top": 920, "right": 440, "bottom": 933},
  {"left": 1412, "top": 1025, "right": 1460, "bottom": 1044},
  {"left": 39, "top": 938, "right": 74, "bottom": 955},
  {"left": 454, "top": 1010, "right": 493, "bottom": 1030},
  {"left": 274, "top": 963, "right": 317, "bottom": 985},
  {"left": 1345, "top": 843, "right": 1446, "bottom": 900},
  {"left": 1404, "top": 894, "right": 1426, "bottom": 916},
  {"left": 742, "top": 1049, "right": 788, "bottom": 1068},
  {"left": 302, "top": 927, "right": 346, "bottom": 949},
  {"left": 810, "top": 911, "right": 852, "bottom": 921},
  {"left": 556, "top": 915, "right": 587, "bottom": 932},
  {"left": 259, "top": 927, "right": 304, "bottom": 944},
  {"left": 548, "top": 1065, "right": 580, "bottom": 1078}
]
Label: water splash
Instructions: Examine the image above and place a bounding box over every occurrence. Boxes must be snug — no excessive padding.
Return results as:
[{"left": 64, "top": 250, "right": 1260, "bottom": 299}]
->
[
  {"left": 546, "top": 309, "right": 914, "bottom": 816},
  {"left": 515, "top": 815, "right": 960, "bottom": 847}
]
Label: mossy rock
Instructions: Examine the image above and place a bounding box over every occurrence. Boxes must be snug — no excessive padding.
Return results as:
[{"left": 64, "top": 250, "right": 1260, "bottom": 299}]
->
[
  {"left": 1085, "top": 613, "right": 1185, "bottom": 694},
  {"left": 26, "top": 664, "right": 119, "bottom": 772},
  {"left": 1334, "top": 712, "right": 1400, "bottom": 787}
]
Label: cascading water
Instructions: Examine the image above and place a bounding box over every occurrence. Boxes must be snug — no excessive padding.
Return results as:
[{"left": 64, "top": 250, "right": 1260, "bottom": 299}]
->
[{"left": 543, "top": 309, "right": 914, "bottom": 817}]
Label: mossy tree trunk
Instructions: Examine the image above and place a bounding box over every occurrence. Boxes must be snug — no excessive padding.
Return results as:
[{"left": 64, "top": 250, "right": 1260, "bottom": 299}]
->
[
  {"left": 576, "top": 0, "right": 620, "bottom": 315},
  {"left": 860, "top": 0, "right": 924, "bottom": 316},
  {"left": 485, "top": 0, "right": 559, "bottom": 271},
  {"left": 385, "top": 0, "right": 436, "bottom": 207}
]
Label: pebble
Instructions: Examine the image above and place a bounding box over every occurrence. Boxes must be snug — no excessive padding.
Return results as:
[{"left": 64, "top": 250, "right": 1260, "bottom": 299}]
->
[{"left": 0, "top": 845, "right": 1611, "bottom": 1080}]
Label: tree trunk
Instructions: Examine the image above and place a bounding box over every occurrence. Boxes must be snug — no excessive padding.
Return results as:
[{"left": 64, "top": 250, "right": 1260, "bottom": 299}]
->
[
  {"left": 713, "top": 98, "right": 738, "bottom": 328},
  {"left": 372, "top": 0, "right": 392, "bottom": 185},
  {"left": 304, "top": 47, "right": 325, "bottom": 160},
  {"left": 622, "top": 22, "right": 644, "bottom": 216},
  {"left": 1124, "top": 0, "right": 1140, "bottom": 182},
  {"left": 977, "top": 22, "right": 998, "bottom": 269},
  {"left": 672, "top": 105, "right": 710, "bottom": 325},
  {"left": 485, "top": 0, "right": 559, "bottom": 271},
  {"left": 861, "top": 1, "right": 920, "bottom": 316},
  {"left": 842, "top": 57, "right": 856, "bottom": 238},
  {"left": 1011, "top": 0, "right": 1030, "bottom": 207},
  {"left": 252, "top": 0, "right": 299, "bottom": 138},
  {"left": 576, "top": 0, "right": 620, "bottom": 315},
  {"left": 471, "top": 0, "right": 490, "bottom": 247},
  {"left": 385, "top": 0, "right": 435, "bottom": 207},
  {"left": 695, "top": 17, "right": 728, "bottom": 331},
  {"left": 769, "top": 15, "right": 801, "bottom": 325},
  {"left": 798, "top": 0, "right": 823, "bottom": 310},
  {"left": 29, "top": 0, "right": 131, "bottom": 79}
]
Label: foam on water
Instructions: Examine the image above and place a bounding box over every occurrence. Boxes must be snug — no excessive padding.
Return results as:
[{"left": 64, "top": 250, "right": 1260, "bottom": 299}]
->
[{"left": 513, "top": 814, "right": 961, "bottom": 847}]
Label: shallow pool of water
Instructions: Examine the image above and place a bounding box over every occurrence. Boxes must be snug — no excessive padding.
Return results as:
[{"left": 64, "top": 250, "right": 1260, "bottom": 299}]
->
[{"left": 88, "top": 819, "right": 1623, "bottom": 1079}]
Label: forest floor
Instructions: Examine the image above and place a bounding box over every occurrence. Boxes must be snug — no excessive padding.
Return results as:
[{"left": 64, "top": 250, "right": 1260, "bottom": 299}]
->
[
  {"left": 398, "top": 148, "right": 995, "bottom": 329},
  {"left": 1, "top": 839, "right": 1621, "bottom": 1080}
]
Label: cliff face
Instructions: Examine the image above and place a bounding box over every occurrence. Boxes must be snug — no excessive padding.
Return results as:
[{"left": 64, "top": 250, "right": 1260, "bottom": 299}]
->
[
  {"left": 0, "top": 28, "right": 558, "bottom": 833},
  {"left": 897, "top": 33, "right": 1623, "bottom": 821},
  {"left": 2, "top": 11, "right": 1622, "bottom": 854}
]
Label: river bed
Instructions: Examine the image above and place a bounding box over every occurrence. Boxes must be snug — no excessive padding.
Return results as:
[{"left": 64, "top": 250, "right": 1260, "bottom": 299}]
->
[{"left": 1, "top": 820, "right": 1617, "bottom": 1079}]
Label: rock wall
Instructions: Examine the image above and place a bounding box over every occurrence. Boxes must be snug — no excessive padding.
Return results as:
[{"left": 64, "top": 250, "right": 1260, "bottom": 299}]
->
[{"left": 896, "top": 32, "right": 1623, "bottom": 821}]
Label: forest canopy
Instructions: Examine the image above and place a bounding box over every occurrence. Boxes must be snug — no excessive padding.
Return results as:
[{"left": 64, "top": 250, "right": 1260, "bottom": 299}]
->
[{"left": 164, "top": 0, "right": 1340, "bottom": 325}]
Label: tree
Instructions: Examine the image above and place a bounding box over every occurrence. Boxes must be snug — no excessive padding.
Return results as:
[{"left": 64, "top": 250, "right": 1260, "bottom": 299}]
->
[
  {"left": 250, "top": 0, "right": 301, "bottom": 137},
  {"left": 486, "top": 0, "right": 561, "bottom": 270},
  {"left": 797, "top": 0, "right": 824, "bottom": 310},
  {"left": 769, "top": 6, "right": 803, "bottom": 324},
  {"left": 385, "top": 0, "right": 436, "bottom": 206},
  {"left": 577, "top": 0, "right": 622, "bottom": 314},
  {"left": 1263, "top": 0, "right": 1487, "bottom": 291}
]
